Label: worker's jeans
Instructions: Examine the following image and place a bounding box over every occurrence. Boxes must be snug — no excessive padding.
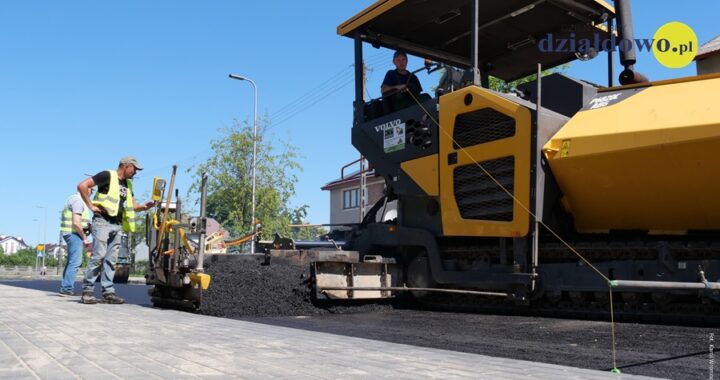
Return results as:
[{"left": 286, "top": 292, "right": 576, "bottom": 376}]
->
[
  {"left": 83, "top": 218, "right": 121, "bottom": 295},
  {"left": 60, "top": 233, "right": 83, "bottom": 292}
]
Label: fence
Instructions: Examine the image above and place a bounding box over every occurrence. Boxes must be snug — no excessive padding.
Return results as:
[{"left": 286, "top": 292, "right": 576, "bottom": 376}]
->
[
  {"left": 0, "top": 263, "right": 148, "bottom": 279},
  {"left": 0, "top": 265, "right": 38, "bottom": 273}
]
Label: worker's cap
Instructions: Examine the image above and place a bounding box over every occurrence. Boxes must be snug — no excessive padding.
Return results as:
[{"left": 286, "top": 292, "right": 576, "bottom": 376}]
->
[{"left": 119, "top": 155, "right": 144, "bottom": 170}]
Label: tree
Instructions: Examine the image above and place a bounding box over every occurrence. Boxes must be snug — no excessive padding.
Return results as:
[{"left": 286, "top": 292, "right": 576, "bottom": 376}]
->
[
  {"left": 130, "top": 196, "right": 150, "bottom": 248},
  {"left": 0, "top": 247, "right": 57, "bottom": 267},
  {"left": 488, "top": 64, "right": 570, "bottom": 93},
  {"left": 189, "top": 117, "right": 317, "bottom": 244},
  {"left": 435, "top": 64, "right": 568, "bottom": 94},
  {"left": 288, "top": 205, "right": 328, "bottom": 241},
  {"left": 132, "top": 259, "right": 148, "bottom": 276}
]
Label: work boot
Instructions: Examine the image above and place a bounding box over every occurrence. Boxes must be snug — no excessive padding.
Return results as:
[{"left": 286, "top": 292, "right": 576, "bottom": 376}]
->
[
  {"left": 102, "top": 293, "right": 125, "bottom": 304},
  {"left": 81, "top": 292, "right": 97, "bottom": 304}
]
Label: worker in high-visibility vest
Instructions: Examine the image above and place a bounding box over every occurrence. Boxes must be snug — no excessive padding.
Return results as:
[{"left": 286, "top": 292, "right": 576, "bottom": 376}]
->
[
  {"left": 58, "top": 186, "right": 93, "bottom": 297},
  {"left": 77, "top": 156, "right": 154, "bottom": 305}
]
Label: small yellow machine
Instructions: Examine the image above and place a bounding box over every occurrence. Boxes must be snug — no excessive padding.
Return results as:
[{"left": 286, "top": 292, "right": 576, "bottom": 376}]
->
[{"left": 145, "top": 166, "right": 211, "bottom": 310}]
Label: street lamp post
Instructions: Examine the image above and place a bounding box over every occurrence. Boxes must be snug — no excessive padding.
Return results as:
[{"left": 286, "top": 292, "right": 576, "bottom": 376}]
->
[
  {"left": 32, "top": 218, "right": 40, "bottom": 271},
  {"left": 228, "top": 74, "right": 258, "bottom": 255},
  {"left": 36, "top": 205, "right": 47, "bottom": 272},
  {"left": 57, "top": 209, "right": 63, "bottom": 275}
]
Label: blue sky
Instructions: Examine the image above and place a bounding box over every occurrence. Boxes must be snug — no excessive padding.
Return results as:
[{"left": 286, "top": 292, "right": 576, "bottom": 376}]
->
[{"left": 1, "top": 1, "right": 717, "bottom": 246}]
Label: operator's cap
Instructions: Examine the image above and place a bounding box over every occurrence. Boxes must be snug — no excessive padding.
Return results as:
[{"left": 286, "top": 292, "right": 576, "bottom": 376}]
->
[{"left": 119, "top": 155, "right": 143, "bottom": 170}]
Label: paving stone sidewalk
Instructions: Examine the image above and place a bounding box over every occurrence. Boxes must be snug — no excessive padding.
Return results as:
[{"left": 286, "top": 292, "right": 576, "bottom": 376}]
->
[{"left": 0, "top": 284, "right": 661, "bottom": 379}]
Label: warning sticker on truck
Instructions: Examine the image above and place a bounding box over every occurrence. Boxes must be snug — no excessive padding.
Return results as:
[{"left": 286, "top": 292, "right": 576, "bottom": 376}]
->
[
  {"left": 560, "top": 140, "right": 571, "bottom": 157},
  {"left": 384, "top": 123, "right": 406, "bottom": 153}
]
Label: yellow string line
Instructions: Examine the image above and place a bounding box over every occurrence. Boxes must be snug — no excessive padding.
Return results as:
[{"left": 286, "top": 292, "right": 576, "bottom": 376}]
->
[{"left": 609, "top": 288, "right": 618, "bottom": 370}]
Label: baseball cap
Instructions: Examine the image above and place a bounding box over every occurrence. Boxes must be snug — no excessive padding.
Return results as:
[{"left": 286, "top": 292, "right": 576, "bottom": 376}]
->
[{"left": 119, "top": 155, "right": 144, "bottom": 170}]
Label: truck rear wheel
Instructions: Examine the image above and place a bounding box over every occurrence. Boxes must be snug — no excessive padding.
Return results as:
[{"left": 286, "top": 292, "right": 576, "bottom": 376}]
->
[{"left": 406, "top": 255, "right": 435, "bottom": 298}]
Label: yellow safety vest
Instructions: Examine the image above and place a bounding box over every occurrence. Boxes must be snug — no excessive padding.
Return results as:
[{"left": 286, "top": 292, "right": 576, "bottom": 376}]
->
[
  {"left": 92, "top": 170, "right": 137, "bottom": 232},
  {"left": 60, "top": 194, "right": 92, "bottom": 234}
]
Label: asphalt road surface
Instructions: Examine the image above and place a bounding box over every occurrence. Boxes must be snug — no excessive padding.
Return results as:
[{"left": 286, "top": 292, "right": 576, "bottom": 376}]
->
[
  {"left": 3, "top": 279, "right": 717, "bottom": 379},
  {"left": 249, "top": 310, "right": 717, "bottom": 380}
]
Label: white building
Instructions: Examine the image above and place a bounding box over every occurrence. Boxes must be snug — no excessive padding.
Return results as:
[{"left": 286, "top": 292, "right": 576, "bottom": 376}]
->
[
  {"left": 696, "top": 35, "right": 720, "bottom": 75},
  {"left": 0, "top": 235, "right": 29, "bottom": 255}
]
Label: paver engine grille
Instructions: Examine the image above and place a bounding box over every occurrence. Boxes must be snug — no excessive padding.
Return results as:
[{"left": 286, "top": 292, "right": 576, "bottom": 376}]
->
[{"left": 454, "top": 156, "right": 515, "bottom": 221}]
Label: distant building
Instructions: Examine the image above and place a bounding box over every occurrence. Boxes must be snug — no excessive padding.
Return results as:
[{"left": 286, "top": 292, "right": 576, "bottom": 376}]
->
[
  {"left": 44, "top": 244, "right": 63, "bottom": 259},
  {"left": 205, "top": 217, "right": 226, "bottom": 236},
  {"left": 0, "top": 235, "right": 29, "bottom": 255},
  {"left": 321, "top": 165, "right": 386, "bottom": 227},
  {"left": 696, "top": 35, "right": 720, "bottom": 75}
]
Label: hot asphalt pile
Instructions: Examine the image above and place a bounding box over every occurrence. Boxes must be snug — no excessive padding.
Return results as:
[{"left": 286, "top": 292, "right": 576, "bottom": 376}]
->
[{"left": 199, "top": 255, "right": 391, "bottom": 318}]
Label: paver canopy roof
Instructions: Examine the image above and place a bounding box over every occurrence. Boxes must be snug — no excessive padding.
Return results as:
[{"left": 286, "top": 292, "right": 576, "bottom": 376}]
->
[{"left": 338, "top": 0, "right": 615, "bottom": 81}]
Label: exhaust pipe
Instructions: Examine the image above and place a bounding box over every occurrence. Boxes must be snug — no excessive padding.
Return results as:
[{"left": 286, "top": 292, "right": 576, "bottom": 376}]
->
[{"left": 615, "top": 0, "right": 648, "bottom": 85}]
